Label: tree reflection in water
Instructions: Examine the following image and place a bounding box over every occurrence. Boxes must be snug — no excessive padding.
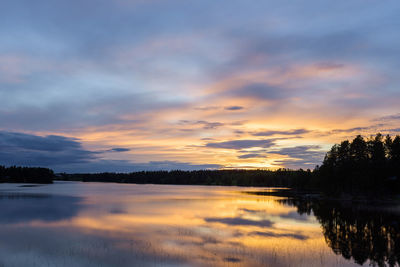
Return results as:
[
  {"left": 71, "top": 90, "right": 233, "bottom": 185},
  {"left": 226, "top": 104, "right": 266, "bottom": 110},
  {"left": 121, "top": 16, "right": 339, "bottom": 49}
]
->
[{"left": 279, "top": 197, "right": 400, "bottom": 267}]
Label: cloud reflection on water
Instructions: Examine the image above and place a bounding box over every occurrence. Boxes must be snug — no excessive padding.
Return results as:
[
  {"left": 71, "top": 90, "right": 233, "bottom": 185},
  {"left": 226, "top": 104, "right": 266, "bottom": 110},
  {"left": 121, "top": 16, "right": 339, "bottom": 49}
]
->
[
  {"left": 0, "top": 193, "right": 82, "bottom": 223},
  {"left": 0, "top": 182, "right": 363, "bottom": 266}
]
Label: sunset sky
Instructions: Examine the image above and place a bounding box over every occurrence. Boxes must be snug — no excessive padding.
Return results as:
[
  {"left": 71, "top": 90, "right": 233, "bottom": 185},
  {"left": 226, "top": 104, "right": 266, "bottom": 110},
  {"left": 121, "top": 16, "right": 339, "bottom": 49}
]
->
[{"left": 1, "top": 0, "right": 400, "bottom": 172}]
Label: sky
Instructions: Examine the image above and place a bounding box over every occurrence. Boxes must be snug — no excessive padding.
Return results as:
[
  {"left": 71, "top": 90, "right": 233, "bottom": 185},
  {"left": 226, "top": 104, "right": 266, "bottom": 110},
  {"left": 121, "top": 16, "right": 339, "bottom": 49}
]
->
[{"left": 1, "top": 0, "right": 400, "bottom": 172}]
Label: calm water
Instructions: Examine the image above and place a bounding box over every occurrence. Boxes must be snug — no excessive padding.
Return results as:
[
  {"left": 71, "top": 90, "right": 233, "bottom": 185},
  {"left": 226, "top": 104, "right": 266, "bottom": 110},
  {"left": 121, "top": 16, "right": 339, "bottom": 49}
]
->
[{"left": 0, "top": 182, "right": 398, "bottom": 267}]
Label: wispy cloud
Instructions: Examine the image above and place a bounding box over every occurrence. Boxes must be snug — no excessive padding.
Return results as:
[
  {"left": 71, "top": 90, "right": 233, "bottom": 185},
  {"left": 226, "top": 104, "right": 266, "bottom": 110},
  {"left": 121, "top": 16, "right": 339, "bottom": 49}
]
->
[
  {"left": 269, "top": 145, "right": 325, "bottom": 169},
  {"left": 238, "top": 153, "right": 266, "bottom": 159},
  {"left": 108, "top": 148, "right": 131, "bottom": 152},
  {"left": 179, "top": 120, "right": 225, "bottom": 130},
  {"left": 375, "top": 113, "right": 400, "bottom": 122},
  {"left": 253, "top": 128, "right": 310, "bottom": 137},
  {"left": 224, "top": 106, "right": 244, "bottom": 111},
  {"left": 206, "top": 139, "right": 276, "bottom": 150}
]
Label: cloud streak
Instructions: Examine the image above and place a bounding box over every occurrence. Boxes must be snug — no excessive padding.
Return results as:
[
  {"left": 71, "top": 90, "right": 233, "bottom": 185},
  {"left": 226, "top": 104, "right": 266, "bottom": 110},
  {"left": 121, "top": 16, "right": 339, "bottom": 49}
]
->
[
  {"left": 206, "top": 139, "right": 276, "bottom": 150},
  {"left": 253, "top": 129, "right": 310, "bottom": 137},
  {"left": 238, "top": 153, "right": 266, "bottom": 159},
  {"left": 224, "top": 106, "right": 244, "bottom": 111},
  {"left": 269, "top": 146, "right": 326, "bottom": 169}
]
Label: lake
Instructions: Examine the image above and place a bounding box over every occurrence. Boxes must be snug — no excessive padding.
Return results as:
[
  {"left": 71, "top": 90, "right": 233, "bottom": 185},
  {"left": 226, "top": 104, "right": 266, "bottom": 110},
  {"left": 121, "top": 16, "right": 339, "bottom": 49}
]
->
[{"left": 0, "top": 181, "right": 398, "bottom": 267}]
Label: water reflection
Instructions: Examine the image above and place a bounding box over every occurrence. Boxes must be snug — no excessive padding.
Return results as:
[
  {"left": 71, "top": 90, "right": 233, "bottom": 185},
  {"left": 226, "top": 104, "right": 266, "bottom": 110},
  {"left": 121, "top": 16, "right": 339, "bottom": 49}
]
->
[
  {"left": 0, "top": 182, "right": 370, "bottom": 266},
  {"left": 0, "top": 193, "right": 82, "bottom": 223},
  {"left": 278, "top": 197, "right": 400, "bottom": 267}
]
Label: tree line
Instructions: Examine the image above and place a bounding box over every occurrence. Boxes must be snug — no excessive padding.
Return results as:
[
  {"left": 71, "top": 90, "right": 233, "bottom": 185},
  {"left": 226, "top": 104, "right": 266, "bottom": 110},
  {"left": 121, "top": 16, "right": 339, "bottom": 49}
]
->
[
  {"left": 0, "top": 166, "right": 54, "bottom": 184},
  {"left": 58, "top": 169, "right": 313, "bottom": 187}
]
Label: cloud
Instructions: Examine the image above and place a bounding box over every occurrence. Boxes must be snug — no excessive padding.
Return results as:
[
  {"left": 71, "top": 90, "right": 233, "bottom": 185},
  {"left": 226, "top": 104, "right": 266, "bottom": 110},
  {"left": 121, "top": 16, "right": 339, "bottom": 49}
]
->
[
  {"left": 315, "top": 62, "right": 345, "bottom": 70},
  {"left": 179, "top": 120, "right": 224, "bottom": 130},
  {"left": 269, "top": 145, "right": 325, "bottom": 169},
  {"left": 0, "top": 131, "right": 97, "bottom": 166},
  {"left": 375, "top": 113, "right": 400, "bottom": 122},
  {"left": 0, "top": 93, "right": 180, "bottom": 131},
  {"left": 206, "top": 139, "right": 275, "bottom": 150},
  {"left": 253, "top": 128, "right": 310, "bottom": 137},
  {"left": 386, "top": 128, "right": 400, "bottom": 133},
  {"left": 234, "top": 130, "right": 245, "bottom": 135},
  {"left": 320, "top": 124, "right": 388, "bottom": 136},
  {"left": 272, "top": 159, "right": 319, "bottom": 169},
  {"left": 330, "top": 126, "right": 374, "bottom": 134},
  {"left": 225, "top": 30, "right": 378, "bottom": 72},
  {"left": 230, "top": 83, "right": 285, "bottom": 100},
  {"left": 197, "top": 121, "right": 224, "bottom": 130},
  {"left": 224, "top": 106, "right": 244, "bottom": 111},
  {"left": 108, "top": 147, "right": 131, "bottom": 152},
  {"left": 0, "top": 131, "right": 81, "bottom": 152},
  {"left": 271, "top": 145, "right": 322, "bottom": 157},
  {"left": 238, "top": 153, "right": 265, "bottom": 159},
  {"left": 194, "top": 106, "right": 219, "bottom": 111},
  {"left": 205, "top": 217, "right": 274, "bottom": 228}
]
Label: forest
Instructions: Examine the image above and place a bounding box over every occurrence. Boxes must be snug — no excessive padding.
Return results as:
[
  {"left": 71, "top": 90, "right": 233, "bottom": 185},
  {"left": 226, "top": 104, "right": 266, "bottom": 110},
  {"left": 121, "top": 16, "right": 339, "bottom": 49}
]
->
[{"left": 0, "top": 166, "right": 54, "bottom": 184}]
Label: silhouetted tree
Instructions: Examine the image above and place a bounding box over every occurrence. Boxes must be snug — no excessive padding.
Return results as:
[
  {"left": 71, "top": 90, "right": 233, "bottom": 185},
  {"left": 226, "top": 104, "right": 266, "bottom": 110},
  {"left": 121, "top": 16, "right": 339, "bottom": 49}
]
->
[
  {"left": 350, "top": 135, "right": 368, "bottom": 163},
  {"left": 316, "top": 133, "right": 400, "bottom": 195},
  {"left": 391, "top": 136, "right": 400, "bottom": 177}
]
